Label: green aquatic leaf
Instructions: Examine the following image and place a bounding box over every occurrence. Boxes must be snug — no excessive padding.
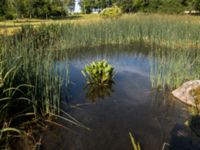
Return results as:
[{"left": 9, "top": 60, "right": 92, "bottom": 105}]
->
[
  {"left": 81, "top": 60, "right": 115, "bottom": 84},
  {"left": 81, "top": 70, "right": 87, "bottom": 78}
]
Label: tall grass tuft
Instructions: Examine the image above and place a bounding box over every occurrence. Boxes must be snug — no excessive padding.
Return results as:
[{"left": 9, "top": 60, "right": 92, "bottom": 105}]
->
[
  {"left": 0, "top": 24, "right": 70, "bottom": 148},
  {"left": 3, "top": 14, "right": 200, "bottom": 50},
  {"left": 150, "top": 47, "right": 200, "bottom": 89}
]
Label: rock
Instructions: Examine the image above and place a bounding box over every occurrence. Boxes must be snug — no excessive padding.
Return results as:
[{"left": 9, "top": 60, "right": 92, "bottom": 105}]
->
[{"left": 172, "top": 80, "right": 200, "bottom": 107}]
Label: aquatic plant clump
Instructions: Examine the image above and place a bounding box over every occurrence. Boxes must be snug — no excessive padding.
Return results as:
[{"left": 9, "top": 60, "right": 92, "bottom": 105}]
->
[{"left": 82, "top": 60, "right": 115, "bottom": 85}]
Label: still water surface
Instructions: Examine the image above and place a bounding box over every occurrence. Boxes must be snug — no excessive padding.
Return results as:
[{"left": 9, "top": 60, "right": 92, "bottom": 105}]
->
[{"left": 44, "top": 44, "right": 200, "bottom": 150}]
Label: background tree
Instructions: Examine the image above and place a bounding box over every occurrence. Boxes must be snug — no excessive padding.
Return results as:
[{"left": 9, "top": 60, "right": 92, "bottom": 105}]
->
[
  {"left": 15, "top": 0, "right": 29, "bottom": 18},
  {"left": 0, "top": 0, "right": 68, "bottom": 20},
  {"left": 193, "top": 0, "right": 200, "bottom": 10},
  {"left": 0, "top": 0, "right": 18, "bottom": 19}
]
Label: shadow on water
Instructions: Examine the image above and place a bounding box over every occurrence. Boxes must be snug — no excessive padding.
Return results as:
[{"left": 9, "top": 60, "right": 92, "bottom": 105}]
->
[
  {"left": 84, "top": 81, "right": 115, "bottom": 103},
  {"left": 167, "top": 116, "right": 200, "bottom": 150}
]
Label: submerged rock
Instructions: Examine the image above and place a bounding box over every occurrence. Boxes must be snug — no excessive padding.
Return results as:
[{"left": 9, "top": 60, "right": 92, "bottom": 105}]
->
[{"left": 172, "top": 80, "right": 200, "bottom": 107}]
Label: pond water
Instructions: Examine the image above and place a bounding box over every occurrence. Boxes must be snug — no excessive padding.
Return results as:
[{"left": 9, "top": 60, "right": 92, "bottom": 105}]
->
[{"left": 43, "top": 44, "right": 200, "bottom": 150}]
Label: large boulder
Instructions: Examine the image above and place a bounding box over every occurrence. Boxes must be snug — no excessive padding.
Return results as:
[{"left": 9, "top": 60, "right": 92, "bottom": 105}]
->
[{"left": 172, "top": 80, "right": 200, "bottom": 107}]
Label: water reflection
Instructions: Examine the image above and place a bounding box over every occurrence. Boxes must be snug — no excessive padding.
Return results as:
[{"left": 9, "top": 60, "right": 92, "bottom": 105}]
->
[
  {"left": 52, "top": 43, "right": 200, "bottom": 150},
  {"left": 169, "top": 123, "right": 200, "bottom": 150},
  {"left": 84, "top": 82, "right": 115, "bottom": 103}
]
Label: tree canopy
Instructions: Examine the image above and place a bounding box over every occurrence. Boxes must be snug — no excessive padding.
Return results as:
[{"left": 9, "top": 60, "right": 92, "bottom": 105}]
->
[
  {"left": 0, "top": 0, "right": 200, "bottom": 19},
  {"left": 80, "top": 0, "right": 200, "bottom": 13},
  {"left": 0, "top": 0, "right": 69, "bottom": 20}
]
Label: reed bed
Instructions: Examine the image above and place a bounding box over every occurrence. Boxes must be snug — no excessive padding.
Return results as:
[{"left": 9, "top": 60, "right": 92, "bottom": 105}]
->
[
  {"left": 44, "top": 14, "right": 200, "bottom": 50},
  {"left": 150, "top": 47, "right": 200, "bottom": 89},
  {"left": 0, "top": 24, "right": 70, "bottom": 149},
  {"left": 2, "top": 14, "right": 200, "bottom": 48}
]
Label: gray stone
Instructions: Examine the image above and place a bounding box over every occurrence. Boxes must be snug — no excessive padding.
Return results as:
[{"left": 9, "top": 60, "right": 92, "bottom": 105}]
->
[{"left": 172, "top": 80, "right": 200, "bottom": 107}]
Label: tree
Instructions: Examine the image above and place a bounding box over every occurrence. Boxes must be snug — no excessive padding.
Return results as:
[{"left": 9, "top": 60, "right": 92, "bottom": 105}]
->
[
  {"left": 193, "top": 0, "right": 200, "bottom": 10},
  {"left": 81, "top": 0, "right": 112, "bottom": 13},
  {"left": 30, "top": 0, "right": 67, "bottom": 18},
  {"left": 2, "top": 0, "right": 18, "bottom": 19},
  {"left": 16, "top": 0, "right": 30, "bottom": 18},
  {"left": 81, "top": 0, "right": 93, "bottom": 13},
  {"left": 50, "top": 0, "right": 67, "bottom": 17}
]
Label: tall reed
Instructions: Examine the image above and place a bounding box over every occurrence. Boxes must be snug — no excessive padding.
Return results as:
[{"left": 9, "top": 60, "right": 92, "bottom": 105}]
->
[
  {"left": 0, "top": 25, "right": 70, "bottom": 149},
  {"left": 150, "top": 46, "right": 200, "bottom": 89},
  {"left": 27, "top": 14, "right": 200, "bottom": 49},
  {"left": 3, "top": 14, "right": 200, "bottom": 50}
]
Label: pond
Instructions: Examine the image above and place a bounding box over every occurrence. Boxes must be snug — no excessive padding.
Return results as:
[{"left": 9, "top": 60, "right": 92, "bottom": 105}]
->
[{"left": 42, "top": 43, "right": 200, "bottom": 150}]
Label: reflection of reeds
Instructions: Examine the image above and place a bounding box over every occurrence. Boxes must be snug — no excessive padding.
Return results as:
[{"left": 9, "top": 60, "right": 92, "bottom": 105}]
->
[
  {"left": 84, "top": 82, "right": 114, "bottom": 103},
  {"left": 150, "top": 47, "right": 200, "bottom": 90}
]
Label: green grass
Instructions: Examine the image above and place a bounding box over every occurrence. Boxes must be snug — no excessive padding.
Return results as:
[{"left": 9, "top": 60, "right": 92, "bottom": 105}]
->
[
  {"left": 150, "top": 47, "right": 200, "bottom": 89},
  {"left": 1, "top": 13, "right": 200, "bottom": 148},
  {"left": 1, "top": 14, "right": 200, "bottom": 48},
  {"left": 60, "top": 14, "right": 200, "bottom": 50},
  {"left": 0, "top": 14, "right": 101, "bottom": 35},
  {"left": 0, "top": 24, "right": 70, "bottom": 148}
]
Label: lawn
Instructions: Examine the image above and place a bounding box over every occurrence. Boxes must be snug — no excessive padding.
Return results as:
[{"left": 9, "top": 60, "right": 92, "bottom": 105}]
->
[
  {"left": 1, "top": 13, "right": 200, "bottom": 35},
  {"left": 0, "top": 14, "right": 101, "bottom": 35}
]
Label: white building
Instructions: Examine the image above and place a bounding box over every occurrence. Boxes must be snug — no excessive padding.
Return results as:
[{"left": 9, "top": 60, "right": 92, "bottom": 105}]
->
[
  {"left": 68, "top": 0, "right": 102, "bottom": 14},
  {"left": 68, "top": 0, "right": 81, "bottom": 14},
  {"left": 74, "top": 0, "right": 81, "bottom": 13}
]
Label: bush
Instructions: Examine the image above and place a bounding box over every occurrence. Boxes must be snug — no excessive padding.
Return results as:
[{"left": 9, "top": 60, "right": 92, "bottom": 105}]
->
[
  {"left": 50, "top": 6, "right": 67, "bottom": 18},
  {"left": 100, "top": 6, "right": 122, "bottom": 19},
  {"left": 5, "top": 11, "right": 17, "bottom": 20},
  {"left": 193, "top": 0, "right": 200, "bottom": 11}
]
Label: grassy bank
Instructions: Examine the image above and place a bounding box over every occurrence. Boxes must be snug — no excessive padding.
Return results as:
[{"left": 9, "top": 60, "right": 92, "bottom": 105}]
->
[
  {"left": 0, "top": 14, "right": 101, "bottom": 35},
  {"left": 3, "top": 13, "right": 200, "bottom": 49}
]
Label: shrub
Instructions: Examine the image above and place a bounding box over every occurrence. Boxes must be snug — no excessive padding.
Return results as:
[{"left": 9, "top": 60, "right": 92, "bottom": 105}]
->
[
  {"left": 100, "top": 6, "right": 122, "bottom": 19},
  {"left": 81, "top": 60, "right": 115, "bottom": 84},
  {"left": 193, "top": 0, "right": 200, "bottom": 11},
  {"left": 5, "top": 11, "right": 17, "bottom": 20},
  {"left": 50, "top": 6, "right": 67, "bottom": 18}
]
